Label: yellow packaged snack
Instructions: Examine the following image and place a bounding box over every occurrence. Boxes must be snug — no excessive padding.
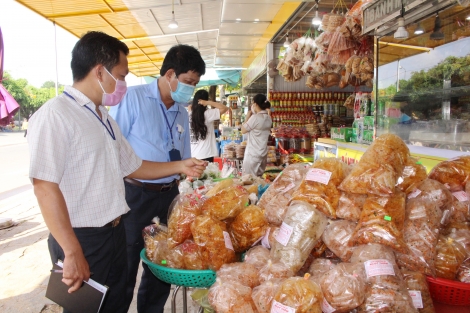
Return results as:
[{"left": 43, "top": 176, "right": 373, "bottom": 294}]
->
[
  {"left": 202, "top": 185, "right": 249, "bottom": 221},
  {"left": 229, "top": 205, "right": 268, "bottom": 252}
]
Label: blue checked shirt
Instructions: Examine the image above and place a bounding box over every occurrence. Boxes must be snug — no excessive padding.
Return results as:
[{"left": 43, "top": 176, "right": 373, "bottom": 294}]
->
[{"left": 109, "top": 79, "right": 191, "bottom": 184}]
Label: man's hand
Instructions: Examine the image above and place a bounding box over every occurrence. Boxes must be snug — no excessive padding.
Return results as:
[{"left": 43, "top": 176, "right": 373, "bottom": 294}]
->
[
  {"left": 179, "top": 158, "right": 207, "bottom": 178},
  {"left": 62, "top": 251, "right": 91, "bottom": 293}
]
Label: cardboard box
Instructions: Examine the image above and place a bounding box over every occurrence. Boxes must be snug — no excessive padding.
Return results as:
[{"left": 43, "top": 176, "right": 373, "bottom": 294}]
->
[{"left": 331, "top": 127, "right": 353, "bottom": 142}]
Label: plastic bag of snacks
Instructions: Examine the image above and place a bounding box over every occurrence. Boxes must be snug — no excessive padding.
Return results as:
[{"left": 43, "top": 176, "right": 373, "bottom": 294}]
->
[
  {"left": 292, "top": 158, "right": 349, "bottom": 218},
  {"left": 322, "top": 219, "right": 356, "bottom": 261},
  {"left": 435, "top": 235, "right": 467, "bottom": 279},
  {"left": 266, "top": 226, "right": 280, "bottom": 249},
  {"left": 336, "top": 192, "right": 367, "bottom": 222},
  {"left": 259, "top": 164, "right": 309, "bottom": 225},
  {"left": 449, "top": 228, "right": 470, "bottom": 282},
  {"left": 320, "top": 262, "right": 367, "bottom": 312},
  {"left": 190, "top": 215, "right": 236, "bottom": 271},
  {"left": 208, "top": 278, "right": 258, "bottom": 313},
  {"left": 180, "top": 239, "right": 207, "bottom": 270},
  {"left": 244, "top": 245, "right": 271, "bottom": 270},
  {"left": 273, "top": 276, "right": 323, "bottom": 313},
  {"left": 396, "top": 198, "right": 443, "bottom": 276},
  {"left": 308, "top": 258, "right": 339, "bottom": 281},
  {"left": 413, "top": 179, "right": 453, "bottom": 210},
  {"left": 429, "top": 155, "right": 470, "bottom": 192},
  {"left": 270, "top": 201, "right": 328, "bottom": 273},
  {"left": 258, "top": 260, "right": 294, "bottom": 284},
  {"left": 216, "top": 262, "right": 259, "bottom": 288},
  {"left": 401, "top": 269, "right": 435, "bottom": 313},
  {"left": 205, "top": 178, "right": 234, "bottom": 198},
  {"left": 297, "top": 240, "right": 327, "bottom": 277},
  {"left": 191, "top": 289, "right": 215, "bottom": 313},
  {"left": 457, "top": 258, "right": 470, "bottom": 283},
  {"left": 447, "top": 195, "right": 470, "bottom": 228},
  {"left": 349, "top": 191, "right": 408, "bottom": 253},
  {"left": 251, "top": 279, "right": 283, "bottom": 313},
  {"left": 202, "top": 185, "right": 249, "bottom": 221},
  {"left": 229, "top": 205, "right": 268, "bottom": 252},
  {"left": 167, "top": 194, "right": 203, "bottom": 248},
  {"left": 350, "top": 244, "right": 418, "bottom": 313},
  {"left": 142, "top": 220, "right": 168, "bottom": 262},
  {"left": 397, "top": 158, "right": 428, "bottom": 194},
  {"left": 154, "top": 238, "right": 185, "bottom": 269}
]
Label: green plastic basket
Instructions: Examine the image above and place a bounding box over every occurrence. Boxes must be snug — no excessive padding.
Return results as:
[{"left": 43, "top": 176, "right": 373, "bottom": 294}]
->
[{"left": 140, "top": 249, "right": 216, "bottom": 288}]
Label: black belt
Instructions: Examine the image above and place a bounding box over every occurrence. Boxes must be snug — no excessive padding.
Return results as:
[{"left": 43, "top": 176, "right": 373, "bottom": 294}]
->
[{"left": 124, "top": 178, "right": 178, "bottom": 193}]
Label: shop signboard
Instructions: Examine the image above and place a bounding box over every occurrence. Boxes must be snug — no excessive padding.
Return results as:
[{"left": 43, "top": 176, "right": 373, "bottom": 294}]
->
[{"left": 241, "top": 47, "right": 267, "bottom": 87}]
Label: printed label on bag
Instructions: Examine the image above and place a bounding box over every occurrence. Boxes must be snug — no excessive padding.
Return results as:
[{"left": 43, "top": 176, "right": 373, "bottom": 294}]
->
[
  {"left": 282, "top": 182, "right": 296, "bottom": 193},
  {"left": 306, "top": 168, "right": 332, "bottom": 185},
  {"left": 271, "top": 300, "right": 295, "bottom": 313},
  {"left": 409, "top": 290, "right": 423, "bottom": 309},
  {"left": 275, "top": 222, "right": 294, "bottom": 246},
  {"left": 261, "top": 227, "right": 271, "bottom": 249},
  {"left": 321, "top": 298, "right": 336, "bottom": 313},
  {"left": 364, "top": 259, "right": 395, "bottom": 278},
  {"left": 453, "top": 191, "right": 469, "bottom": 202},
  {"left": 222, "top": 231, "right": 234, "bottom": 251},
  {"left": 407, "top": 189, "right": 422, "bottom": 199}
]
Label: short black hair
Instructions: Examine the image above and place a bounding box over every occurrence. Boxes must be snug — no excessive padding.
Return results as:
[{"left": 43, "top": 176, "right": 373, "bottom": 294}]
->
[
  {"left": 160, "top": 45, "right": 206, "bottom": 77},
  {"left": 253, "top": 94, "right": 271, "bottom": 110},
  {"left": 71, "top": 31, "right": 129, "bottom": 82}
]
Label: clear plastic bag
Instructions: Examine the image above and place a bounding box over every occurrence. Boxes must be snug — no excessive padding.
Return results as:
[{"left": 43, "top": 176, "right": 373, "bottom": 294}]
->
[
  {"left": 397, "top": 158, "right": 428, "bottom": 194},
  {"left": 273, "top": 277, "right": 323, "bottom": 313},
  {"left": 267, "top": 226, "right": 280, "bottom": 249},
  {"left": 401, "top": 269, "right": 435, "bottom": 313},
  {"left": 270, "top": 201, "right": 328, "bottom": 273},
  {"left": 457, "top": 258, "right": 470, "bottom": 283},
  {"left": 308, "top": 258, "right": 339, "bottom": 281},
  {"left": 154, "top": 238, "right": 185, "bottom": 269},
  {"left": 208, "top": 278, "right": 257, "bottom": 313},
  {"left": 396, "top": 198, "right": 443, "bottom": 276},
  {"left": 202, "top": 185, "right": 249, "bottom": 221},
  {"left": 320, "top": 262, "right": 367, "bottom": 312},
  {"left": 447, "top": 196, "right": 470, "bottom": 228},
  {"left": 251, "top": 279, "right": 283, "bottom": 313},
  {"left": 190, "top": 215, "right": 236, "bottom": 271},
  {"left": 350, "top": 191, "right": 408, "bottom": 253},
  {"left": 244, "top": 245, "right": 271, "bottom": 270},
  {"left": 448, "top": 227, "right": 470, "bottom": 282},
  {"left": 336, "top": 192, "right": 367, "bottom": 222},
  {"left": 216, "top": 262, "right": 260, "bottom": 288},
  {"left": 322, "top": 219, "right": 356, "bottom": 261},
  {"left": 167, "top": 194, "right": 203, "bottom": 248},
  {"left": 435, "top": 235, "right": 467, "bottom": 279},
  {"left": 191, "top": 289, "right": 215, "bottom": 313},
  {"left": 292, "top": 158, "right": 349, "bottom": 218},
  {"left": 259, "top": 164, "right": 309, "bottom": 225},
  {"left": 258, "top": 260, "right": 294, "bottom": 284},
  {"left": 205, "top": 178, "right": 234, "bottom": 198},
  {"left": 180, "top": 239, "right": 208, "bottom": 270},
  {"left": 229, "top": 204, "right": 268, "bottom": 252},
  {"left": 429, "top": 155, "right": 470, "bottom": 192},
  {"left": 142, "top": 221, "right": 168, "bottom": 263}
]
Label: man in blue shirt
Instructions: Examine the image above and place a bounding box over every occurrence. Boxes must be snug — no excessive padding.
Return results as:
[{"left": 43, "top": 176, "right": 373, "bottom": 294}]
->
[{"left": 109, "top": 45, "right": 205, "bottom": 313}]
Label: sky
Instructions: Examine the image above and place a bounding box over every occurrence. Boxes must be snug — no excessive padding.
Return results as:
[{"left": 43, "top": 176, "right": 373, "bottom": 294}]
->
[{"left": 1, "top": 0, "right": 143, "bottom": 88}]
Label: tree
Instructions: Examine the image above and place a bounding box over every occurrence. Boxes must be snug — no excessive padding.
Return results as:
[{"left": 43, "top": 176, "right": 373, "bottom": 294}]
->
[{"left": 41, "top": 80, "right": 64, "bottom": 89}]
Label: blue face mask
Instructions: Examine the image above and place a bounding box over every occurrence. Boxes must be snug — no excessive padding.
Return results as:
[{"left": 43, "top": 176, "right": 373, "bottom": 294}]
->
[{"left": 168, "top": 77, "right": 195, "bottom": 104}]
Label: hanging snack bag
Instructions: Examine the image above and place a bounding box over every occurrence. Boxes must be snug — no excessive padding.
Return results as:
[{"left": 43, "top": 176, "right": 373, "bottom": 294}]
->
[
  {"left": 322, "top": 219, "right": 356, "bottom": 261},
  {"left": 292, "top": 158, "right": 349, "bottom": 218},
  {"left": 273, "top": 276, "right": 323, "bottom": 313},
  {"left": 208, "top": 278, "right": 257, "bottom": 313},
  {"left": 336, "top": 192, "right": 367, "bottom": 222},
  {"left": 270, "top": 201, "right": 328, "bottom": 273},
  {"left": 397, "top": 157, "right": 428, "bottom": 194},
  {"left": 429, "top": 155, "right": 470, "bottom": 192},
  {"left": 216, "top": 262, "right": 260, "bottom": 288},
  {"left": 244, "top": 245, "right": 271, "bottom": 270},
  {"left": 167, "top": 194, "right": 203, "bottom": 248},
  {"left": 435, "top": 235, "right": 467, "bottom": 280},
  {"left": 229, "top": 204, "right": 268, "bottom": 252},
  {"left": 251, "top": 279, "right": 283, "bottom": 313},
  {"left": 201, "top": 185, "right": 249, "bottom": 221},
  {"left": 190, "top": 215, "right": 236, "bottom": 271},
  {"left": 258, "top": 260, "right": 294, "bottom": 284},
  {"left": 401, "top": 269, "right": 435, "bottom": 313}
]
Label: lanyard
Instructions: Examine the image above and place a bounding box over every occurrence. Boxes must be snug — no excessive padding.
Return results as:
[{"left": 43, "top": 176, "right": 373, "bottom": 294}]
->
[
  {"left": 159, "top": 103, "right": 179, "bottom": 148},
  {"left": 63, "top": 91, "right": 116, "bottom": 140}
]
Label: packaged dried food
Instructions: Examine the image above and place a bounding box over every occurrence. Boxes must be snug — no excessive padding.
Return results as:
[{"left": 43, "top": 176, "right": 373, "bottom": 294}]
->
[
  {"left": 259, "top": 164, "right": 309, "bottom": 226},
  {"left": 201, "top": 185, "right": 249, "bottom": 221},
  {"left": 217, "top": 262, "right": 260, "bottom": 288},
  {"left": 320, "top": 262, "right": 367, "bottom": 312},
  {"left": 336, "top": 192, "right": 366, "bottom": 222},
  {"left": 396, "top": 198, "right": 443, "bottom": 276},
  {"left": 258, "top": 260, "right": 294, "bottom": 284},
  {"left": 397, "top": 158, "right": 428, "bottom": 194},
  {"left": 266, "top": 226, "right": 280, "bottom": 249},
  {"left": 251, "top": 279, "right": 283, "bottom": 313},
  {"left": 322, "top": 219, "right": 356, "bottom": 261},
  {"left": 413, "top": 179, "right": 453, "bottom": 211},
  {"left": 350, "top": 243, "right": 395, "bottom": 264},
  {"left": 180, "top": 239, "right": 207, "bottom": 270},
  {"left": 429, "top": 155, "right": 470, "bottom": 192},
  {"left": 308, "top": 258, "right": 339, "bottom": 281},
  {"left": 401, "top": 269, "right": 435, "bottom": 313},
  {"left": 208, "top": 278, "right": 257, "bottom": 313},
  {"left": 205, "top": 178, "right": 234, "bottom": 198},
  {"left": 292, "top": 158, "right": 349, "bottom": 218},
  {"left": 435, "top": 235, "right": 467, "bottom": 279},
  {"left": 154, "top": 238, "right": 185, "bottom": 269},
  {"left": 447, "top": 228, "right": 470, "bottom": 282},
  {"left": 191, "top": 289, "right": 215, "bottom": 313},
  {"left": 244, "top": 245, "right": 271, "bottom": 270},
  {"left": 349, "top": 191, "right": 408, "bottom": 253},
  {"left": 270, "top": 201, "right": 328, "bottom": 272},
  {"left": 297, "top": 241, "right": 326, "bottom": 276},
  {"left": 448, "top": 195, "right": 470, "bottom": 227},
  {"left": 167, "top": 194, "right": 203, "bottom": 248},
  {"left": 273, "top": 277, "right": 323, "bottom": 313},
  {"left": 229, "top": 204, "right": 268, "bottom": 252},
  {"left": 142, "top": 221, "right": 168, "bottom": 262},
  {"left": 457, "top": 258, "right": 470, "bottom": 283},
  {"left": 191, "top": 215, "right": 236, "bottom": 271}
]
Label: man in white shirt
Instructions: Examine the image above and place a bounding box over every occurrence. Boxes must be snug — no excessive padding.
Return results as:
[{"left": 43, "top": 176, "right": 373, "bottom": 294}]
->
[{"left": 28, "top": 31, "right": 205, "bottom": 313}]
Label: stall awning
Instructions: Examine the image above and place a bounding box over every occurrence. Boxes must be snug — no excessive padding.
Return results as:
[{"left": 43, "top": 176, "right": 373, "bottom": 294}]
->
[{"left": 143, "top": 69, "right": 240, "bottom": 87}]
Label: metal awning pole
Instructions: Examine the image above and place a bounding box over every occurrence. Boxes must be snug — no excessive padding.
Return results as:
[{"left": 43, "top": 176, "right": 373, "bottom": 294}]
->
[{"left": 53, "top": 22, "right": 59, "bottom": 96}]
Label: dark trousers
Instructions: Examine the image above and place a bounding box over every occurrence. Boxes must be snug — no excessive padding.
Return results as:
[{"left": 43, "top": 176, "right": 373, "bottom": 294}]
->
[
  {"left": 123, "top": 181, "right": 179, "bottom": 313},
  {"left": 24, "top": 130, "right": 27, "bottom": 137},
  {"left": 48, "top": 221, "right": 127, "bottom": 313}
]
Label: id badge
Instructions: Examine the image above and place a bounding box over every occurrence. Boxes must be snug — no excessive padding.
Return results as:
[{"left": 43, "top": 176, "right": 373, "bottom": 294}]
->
[{"left": 169, "top": 148, "right": 182, "bottom": 161}]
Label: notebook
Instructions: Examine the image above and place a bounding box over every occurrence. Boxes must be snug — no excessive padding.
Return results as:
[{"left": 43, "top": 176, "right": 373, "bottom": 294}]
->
[{"left": 45, "top": 261, "right": 108, "bottom": 313}]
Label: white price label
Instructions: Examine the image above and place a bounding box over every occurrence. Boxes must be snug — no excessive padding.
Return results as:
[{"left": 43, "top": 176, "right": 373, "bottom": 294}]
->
[
  {"left": 306, "top": 168, "right": 332, "bottom": 185},
  {"left": 407, "top": 189, "right": 422, "bottom": 199},
  {"left": 271, "top": 300, "right": 295, "bottom": 313},
  {"left": 453, "top": 191, "right": 469, "bottom": 202},
  {"left": 261, "top": 227, "right": 271, "bottom": 249},
  {"left": 282, "top": 182, "right": 296, "bottom": 193},
  {"left": 321, "top": 298, "right": 336, "bottom": 313},
  {"left": 222, "top": 231, "right": 234, "bottom": 251},
  {"left": 409, "top": 290, "right": 423, "bottom": 309},
  {"left": 275, "top": 222, "right": 294, "bottom": 246},
  {"left": 364, "top": 259, "right": 395, "bottom": 278}
]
